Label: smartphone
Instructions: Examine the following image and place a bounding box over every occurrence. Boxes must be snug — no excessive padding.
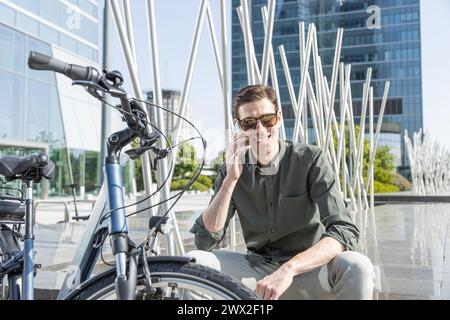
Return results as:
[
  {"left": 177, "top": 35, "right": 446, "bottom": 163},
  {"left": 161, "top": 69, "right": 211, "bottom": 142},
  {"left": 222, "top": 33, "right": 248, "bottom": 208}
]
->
[
  {"left": 233, "top": 121, "right": 249, "bottom": 146},
  {"left": 232, "top": 120, "right": 241, "bottom": 135}
]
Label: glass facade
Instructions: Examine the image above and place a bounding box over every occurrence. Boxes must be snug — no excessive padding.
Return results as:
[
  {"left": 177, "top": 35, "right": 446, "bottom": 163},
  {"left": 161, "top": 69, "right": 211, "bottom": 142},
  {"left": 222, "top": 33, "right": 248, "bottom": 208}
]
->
[
  {"left": 0, "top": 0, "right": 98, "bottom": 62},
  {"left": 0, "top": 1, "right": 100, "bottom": 197},
  {"left": 231, "top": 0, "right": 423, "bottom": 174}
]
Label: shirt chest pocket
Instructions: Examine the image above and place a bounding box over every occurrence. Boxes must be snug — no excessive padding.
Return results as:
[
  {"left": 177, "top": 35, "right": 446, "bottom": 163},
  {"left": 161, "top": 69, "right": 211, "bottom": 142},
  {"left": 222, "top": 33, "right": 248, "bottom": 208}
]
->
[{"left": 278, "top": 193, "right": 316, "bottom": 235}]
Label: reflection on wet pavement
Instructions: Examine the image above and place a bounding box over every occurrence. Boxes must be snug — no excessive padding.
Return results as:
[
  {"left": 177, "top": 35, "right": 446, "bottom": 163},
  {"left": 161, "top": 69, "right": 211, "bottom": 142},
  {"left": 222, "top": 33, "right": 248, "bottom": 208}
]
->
[{"left": 357, "top": 203, "right": 450, "bottom": 299}]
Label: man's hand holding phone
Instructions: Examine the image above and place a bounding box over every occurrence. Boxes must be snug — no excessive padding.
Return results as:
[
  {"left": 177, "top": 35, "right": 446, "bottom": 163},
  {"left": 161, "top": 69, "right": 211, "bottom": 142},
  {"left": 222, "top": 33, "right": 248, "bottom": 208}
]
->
[{"left": 224, "top": 125, "right": 250, "bottom": 182}]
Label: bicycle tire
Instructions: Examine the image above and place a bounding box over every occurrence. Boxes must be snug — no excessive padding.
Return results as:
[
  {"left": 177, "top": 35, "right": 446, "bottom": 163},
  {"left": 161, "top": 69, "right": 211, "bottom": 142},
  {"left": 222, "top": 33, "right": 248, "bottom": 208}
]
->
[{"left": 66, "top": 260, "right": 258, "bottom": 300}]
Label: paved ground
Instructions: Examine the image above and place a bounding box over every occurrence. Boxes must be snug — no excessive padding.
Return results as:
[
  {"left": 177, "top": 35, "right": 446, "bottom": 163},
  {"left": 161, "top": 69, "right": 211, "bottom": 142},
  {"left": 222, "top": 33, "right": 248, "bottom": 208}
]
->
[
  {"left": 359, "top": 203, "right": 450, "bottom": 299},
  {"left": 7, "top": 193, "right": 450, "bottom": 299}
]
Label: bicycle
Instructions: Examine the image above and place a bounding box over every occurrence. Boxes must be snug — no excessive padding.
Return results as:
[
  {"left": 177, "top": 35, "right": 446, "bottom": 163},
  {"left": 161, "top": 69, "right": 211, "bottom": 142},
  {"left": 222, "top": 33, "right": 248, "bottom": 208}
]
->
[{"left": 0, "top": 51, "right": 257, "bottom": 300}]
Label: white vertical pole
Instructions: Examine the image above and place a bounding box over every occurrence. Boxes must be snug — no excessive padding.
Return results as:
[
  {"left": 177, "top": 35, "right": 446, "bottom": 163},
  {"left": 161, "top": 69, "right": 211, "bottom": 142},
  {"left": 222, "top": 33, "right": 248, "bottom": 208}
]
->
[
  {"left": 369, "top": 86, "right": 374, "bottom": 210},
  {"left": 323, "top": 28, "right": 343, "bottom": 151},
  {"left": 279, "top": 45, "right": 299, "bottom": 118},
  {"left": 342, "top": 122, "right": 347, "bottom": 200},
  {"left": 220, "top": 0, "right": 232, "bottom": 144},
  {"left": 236, "top": 6, "right": 253, "bottom": 84},
  {"left": 241, "top": 0, "right": 261, "bottom": 83},
  {"left": 305, "top": 75, "right": 322, "bottom": 147},
  {"left": 219, "top": 0, "right": 235, "bottom": 249},
  {"left": 337, "top": 64, "right": 351, "bottom": 168},
  {"left": 123, "top": 0, "right": 137, "bottom": 69},
  {"left": 321, "top": 75, "right": 342, "bottom": 193},
  {"left": 261, "top": 0, "right": 276, "bottom": 85},
  {"left": 261, "top": 7, "right": 286, "bottom": 141},
  {"left": 365, "top": 81, "right": 391, "bottom": 192},
  {"left": 279, "top": 45, "right": 305, "bottom": 139},
  {"left": 293, "top": 24, "right": 314, "bottom": 143},
  {"left": 146, "top": 0, "right": 184, "bottom": 255},
  {"left": 310, "top": 23, "right": 323, "bottom": 145},
  {"left": 346, "top": 83, "right": 357, "bottom": 174},
  {"left": 316, "top": 58, "right": 327, "bottom": 146},
  {"left": 206, "top": 2, "right": 224, "bottom": 91},
  {"left": 109, "top": 0, "right": 155, "bottom": 213},
  {"left": 169, "top": 0, "right": 208, "bottom": 184},
  {"left": 338, "top": 63, "right": 346, "bottom": 198},
  {"left": 353, "top": 68, "right": 372, "bottom": 190},
  {"left": 299, "top": 22, "right": 308, "bottom": 143}
]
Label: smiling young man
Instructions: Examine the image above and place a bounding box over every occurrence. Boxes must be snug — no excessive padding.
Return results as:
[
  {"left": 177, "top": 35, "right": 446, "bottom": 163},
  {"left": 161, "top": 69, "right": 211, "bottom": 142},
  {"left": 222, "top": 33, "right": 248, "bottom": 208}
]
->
[{"left": 188, "top": 85, "right": 375, "bottom": 300}]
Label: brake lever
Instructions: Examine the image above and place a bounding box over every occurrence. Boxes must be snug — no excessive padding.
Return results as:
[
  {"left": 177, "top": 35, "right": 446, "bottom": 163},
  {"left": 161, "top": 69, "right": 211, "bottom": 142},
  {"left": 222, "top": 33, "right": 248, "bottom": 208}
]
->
[
  {"left": 72, "top": 80, "right": 108, "bottom": 100},
  {"left": 151, "top": 148, "right": 170, "bottom": 170},
  {"left": 125, "top": 143, "right": 169, "bottom": 167},
  {"left": 72, "top": 78, "right": 126, "bottom": 100},
  {"left": 124, "top": 148, "right": 144, "bottom": 160},
  {"left": 125, "top": 139, "right": 158, "bottom": 160},
  {"left": 72, "top": 80, "right": 108, "bottom": 92}
]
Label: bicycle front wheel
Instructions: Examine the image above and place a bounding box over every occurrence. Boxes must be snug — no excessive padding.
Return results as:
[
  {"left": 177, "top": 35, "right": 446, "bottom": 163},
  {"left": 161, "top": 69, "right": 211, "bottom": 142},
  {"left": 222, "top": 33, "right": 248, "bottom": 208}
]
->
[{"left": 66, "top": 260, "right": 258, "bottom": 300}]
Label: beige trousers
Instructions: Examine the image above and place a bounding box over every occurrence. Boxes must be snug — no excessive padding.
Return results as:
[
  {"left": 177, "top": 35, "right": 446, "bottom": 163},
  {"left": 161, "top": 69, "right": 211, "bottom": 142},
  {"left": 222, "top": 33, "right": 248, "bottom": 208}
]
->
[{"left": 186, "top": 249, "right": 375, "bottom": 300}]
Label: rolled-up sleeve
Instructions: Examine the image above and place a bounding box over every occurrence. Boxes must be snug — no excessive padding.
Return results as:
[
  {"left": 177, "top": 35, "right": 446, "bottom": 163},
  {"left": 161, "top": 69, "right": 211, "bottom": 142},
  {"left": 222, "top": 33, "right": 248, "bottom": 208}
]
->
[
  {"left": 189, "top": 165, "right": 236, "bottom": 251},
  {"left": 308, "top": 149, "right": 360, "bottom": 251}
]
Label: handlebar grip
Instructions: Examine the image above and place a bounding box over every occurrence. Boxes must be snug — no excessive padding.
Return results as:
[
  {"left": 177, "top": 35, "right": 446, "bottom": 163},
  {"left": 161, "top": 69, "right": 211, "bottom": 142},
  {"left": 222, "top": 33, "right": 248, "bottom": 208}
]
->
[
  {"left": 28, "top": 51, "right": 70, "bottom": 74},
  {"left": 28, "top": 51, "right": 100, "bottom": 82}
]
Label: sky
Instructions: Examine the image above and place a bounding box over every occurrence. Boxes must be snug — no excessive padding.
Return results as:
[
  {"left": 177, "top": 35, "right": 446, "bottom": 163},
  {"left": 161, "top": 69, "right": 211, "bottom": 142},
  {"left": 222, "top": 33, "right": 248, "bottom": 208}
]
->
[
  {"left": 420, "top": 0, "right": 450, "bottom": 152},
  {"left": 100, "top": 0, "right": 229, "bottom": 161}
]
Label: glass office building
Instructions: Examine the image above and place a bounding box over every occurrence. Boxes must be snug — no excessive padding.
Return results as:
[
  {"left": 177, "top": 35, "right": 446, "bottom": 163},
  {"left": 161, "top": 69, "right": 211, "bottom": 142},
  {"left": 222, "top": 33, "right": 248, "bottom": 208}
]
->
[
  {"left": 0, "top": 0, "right": 100, "bottom": 197},
  {"left": 231, "top": 0, "right": 423, "bottom": 175}
]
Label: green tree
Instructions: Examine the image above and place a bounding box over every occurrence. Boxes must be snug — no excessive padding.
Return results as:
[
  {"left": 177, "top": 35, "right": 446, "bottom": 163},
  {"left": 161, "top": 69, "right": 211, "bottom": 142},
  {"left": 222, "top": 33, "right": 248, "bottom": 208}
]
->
[
  {"left": 174, "top": 143, "right": 197, "bottom": 179},
  {"left": 170, "top": 142, "right": 213, "bottom": 192},
  {"left": 132, "top": 141, "right": 213, "bottom": 192},
  {"left": 210, "top": 150, "right": 225, "bottom": 181},
  {"left": 332, "top": 123, "right": 401, "bottom": 193}
]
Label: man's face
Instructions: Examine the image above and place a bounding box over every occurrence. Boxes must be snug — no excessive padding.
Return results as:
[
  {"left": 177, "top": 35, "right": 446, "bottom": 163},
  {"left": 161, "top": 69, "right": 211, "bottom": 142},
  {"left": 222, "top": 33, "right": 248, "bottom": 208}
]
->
[{"left": 236, "top": 98, "right": 281, "bottom": 153}]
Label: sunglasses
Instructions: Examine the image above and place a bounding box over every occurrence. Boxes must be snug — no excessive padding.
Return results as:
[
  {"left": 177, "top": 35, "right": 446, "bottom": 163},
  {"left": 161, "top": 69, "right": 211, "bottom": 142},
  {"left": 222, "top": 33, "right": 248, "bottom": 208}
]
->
[{"left": 237, "top": 113, "right": 278, "bottom": 131}]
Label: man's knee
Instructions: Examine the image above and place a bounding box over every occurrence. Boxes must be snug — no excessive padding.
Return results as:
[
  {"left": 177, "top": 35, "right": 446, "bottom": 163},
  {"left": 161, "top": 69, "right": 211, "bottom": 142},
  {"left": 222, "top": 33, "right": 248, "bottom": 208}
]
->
[
  {"left": 335, "top": 251, "right": 374, "bottom": 279},
  {"left": 331, "top": 251, "right": 375, "bottom": 299},
  {"left": 185, "top": 250, "right": 221, "bottom": 271}
]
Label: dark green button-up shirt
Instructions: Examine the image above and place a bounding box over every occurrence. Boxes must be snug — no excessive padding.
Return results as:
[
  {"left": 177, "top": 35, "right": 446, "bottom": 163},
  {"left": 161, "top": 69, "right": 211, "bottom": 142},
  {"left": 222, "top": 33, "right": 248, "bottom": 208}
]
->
[{"left": 190, "top": 140, "right": 359, "bottom": 261}]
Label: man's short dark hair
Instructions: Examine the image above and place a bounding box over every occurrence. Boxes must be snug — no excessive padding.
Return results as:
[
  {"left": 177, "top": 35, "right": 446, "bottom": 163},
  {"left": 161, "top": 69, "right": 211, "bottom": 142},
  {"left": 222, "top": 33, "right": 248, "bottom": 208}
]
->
[{"left": 233, "top": 85, "right": 279, "bottom": 119}]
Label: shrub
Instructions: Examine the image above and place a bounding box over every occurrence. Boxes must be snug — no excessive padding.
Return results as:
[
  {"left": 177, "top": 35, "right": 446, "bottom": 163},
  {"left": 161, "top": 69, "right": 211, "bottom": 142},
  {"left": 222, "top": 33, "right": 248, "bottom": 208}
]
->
[
  {"left": 171, "top": 179, "right": 209, "bottom": 192},
  {"left": 374, "top": 168, "right": 393, "bottom": 184},
  {"left": 373, "top": 180, "right": 400, "bottom": 193},
  {"left": 391, "top": 172, "right": 412, "bottom": 191},
  {"left": 195, "top": 175, "right": 213, "bottom": 189}
]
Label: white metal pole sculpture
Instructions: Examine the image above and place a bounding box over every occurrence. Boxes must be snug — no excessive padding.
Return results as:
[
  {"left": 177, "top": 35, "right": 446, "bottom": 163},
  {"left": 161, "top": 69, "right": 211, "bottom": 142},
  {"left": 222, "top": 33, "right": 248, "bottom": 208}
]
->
[
  {"left": 106, "top": 0, "right": 397, "bottom": 253},
  {"left": 404, "top": 129, "right": 450, "bottom": 196}
]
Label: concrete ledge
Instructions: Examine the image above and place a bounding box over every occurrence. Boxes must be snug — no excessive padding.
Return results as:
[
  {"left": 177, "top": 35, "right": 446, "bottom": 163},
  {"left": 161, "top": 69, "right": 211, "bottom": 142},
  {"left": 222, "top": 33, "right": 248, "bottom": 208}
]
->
[{"left": 374, "top": 195, "right": 450, "bottom": 204}]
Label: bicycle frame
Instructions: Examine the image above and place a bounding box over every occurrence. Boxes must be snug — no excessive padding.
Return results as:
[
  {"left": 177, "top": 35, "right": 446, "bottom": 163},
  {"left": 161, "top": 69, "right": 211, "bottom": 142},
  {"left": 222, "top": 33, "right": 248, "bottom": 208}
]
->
[
  {"left": 22, "top": 180, "right": 35, "bottom": 300},
  {"left": 57, "top": 127, "right": 138, "bottom": 300}
]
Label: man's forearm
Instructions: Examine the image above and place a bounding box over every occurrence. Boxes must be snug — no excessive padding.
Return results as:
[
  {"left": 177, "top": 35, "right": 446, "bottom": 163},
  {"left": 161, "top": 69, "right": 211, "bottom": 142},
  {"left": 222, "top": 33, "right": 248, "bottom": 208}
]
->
[
  {"left": 202, "top": 176, "right": 237, "bottom": 232},
  {"left": 282, "top": 237, "right": 345, "bottom": 276}
]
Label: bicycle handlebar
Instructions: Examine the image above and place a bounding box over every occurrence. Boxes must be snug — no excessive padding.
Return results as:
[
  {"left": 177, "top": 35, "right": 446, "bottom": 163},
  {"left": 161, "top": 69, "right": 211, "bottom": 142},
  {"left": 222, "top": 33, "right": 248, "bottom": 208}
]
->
[
  {"left": 27, "top": 51, "right": 159, "bottom": 146},
  {"left": 28, "top": 51, "right": 100, "bottom": 83}
]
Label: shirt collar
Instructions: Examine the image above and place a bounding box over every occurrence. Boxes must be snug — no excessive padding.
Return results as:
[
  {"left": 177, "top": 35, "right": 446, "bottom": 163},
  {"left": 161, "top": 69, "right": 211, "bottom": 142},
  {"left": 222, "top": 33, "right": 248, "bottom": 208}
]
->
[{"left": 246, "top": 139, "right": 287, "bottom": 176}]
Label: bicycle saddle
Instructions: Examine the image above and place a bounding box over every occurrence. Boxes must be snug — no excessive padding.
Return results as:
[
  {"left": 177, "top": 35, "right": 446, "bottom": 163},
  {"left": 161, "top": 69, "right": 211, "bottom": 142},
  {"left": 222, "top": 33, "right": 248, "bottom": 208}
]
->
[{"left": 0, "top": 152, "right": 55, "bottom": 182}]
